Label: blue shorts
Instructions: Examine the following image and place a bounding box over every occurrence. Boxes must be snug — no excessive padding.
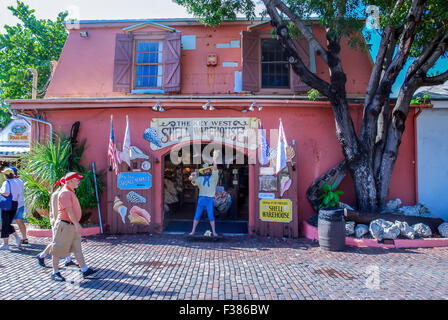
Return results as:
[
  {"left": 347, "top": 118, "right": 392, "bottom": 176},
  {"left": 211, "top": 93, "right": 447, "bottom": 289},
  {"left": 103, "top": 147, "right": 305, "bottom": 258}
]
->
[
  {"left": 14, "top": 206, "right": 25, "bottom": 220},
  {"left": 194, "top": 196, "right": 215, "bottom": 222}
]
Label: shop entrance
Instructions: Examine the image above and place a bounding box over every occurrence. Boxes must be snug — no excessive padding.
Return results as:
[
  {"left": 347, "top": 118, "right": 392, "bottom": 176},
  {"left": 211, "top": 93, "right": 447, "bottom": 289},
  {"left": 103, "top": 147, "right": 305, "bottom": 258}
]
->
[{"left": 162, "top": 143, "right": 249, "bottom": 234}]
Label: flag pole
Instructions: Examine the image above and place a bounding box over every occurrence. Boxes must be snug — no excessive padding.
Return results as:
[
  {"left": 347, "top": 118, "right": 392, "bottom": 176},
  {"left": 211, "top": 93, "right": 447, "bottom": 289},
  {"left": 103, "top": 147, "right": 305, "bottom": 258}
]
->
[{"left": 92, "top": 161, "right": 103, "bottom": 234}]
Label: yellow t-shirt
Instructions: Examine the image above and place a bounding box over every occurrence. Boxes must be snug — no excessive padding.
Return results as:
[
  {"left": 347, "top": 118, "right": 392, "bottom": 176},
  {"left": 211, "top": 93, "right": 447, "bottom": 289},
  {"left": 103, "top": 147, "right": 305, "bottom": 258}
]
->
[{"left": 192, "top": 170, "right": 219, "bottom": 198}]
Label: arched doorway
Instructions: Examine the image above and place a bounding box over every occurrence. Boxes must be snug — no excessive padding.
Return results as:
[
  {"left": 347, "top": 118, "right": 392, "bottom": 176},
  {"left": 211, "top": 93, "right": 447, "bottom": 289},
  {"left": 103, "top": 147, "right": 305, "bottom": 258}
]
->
[{"left": 162, "top": 142, "right": 249, "bottom": 234}]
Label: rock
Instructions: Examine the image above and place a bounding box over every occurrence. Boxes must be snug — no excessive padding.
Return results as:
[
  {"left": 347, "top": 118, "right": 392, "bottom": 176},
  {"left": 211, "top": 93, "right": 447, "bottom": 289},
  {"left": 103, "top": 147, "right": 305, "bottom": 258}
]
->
[
  {"left": 412, "top": 223, "right": 432, "bottom": 238},
  {"left": 369, "top": 219, "right": 400, "bottom": 241},
  {"left": 355, "top": 224, "right": 369, "bottom": 238},
  {"left": 345, "top": 221, "right": 355, "bottom": 236},
  {"left": 385, "top": 198, "right": 402, "bottom": 211},
  {"left": 397, "top": 204, "right": 433, "bottom": 218},
  {"left": 438, "top": 223, "right": 448, "bottom": 238},
  {"left": 393, "top": 220, "right": 415, "bottom": 239}
]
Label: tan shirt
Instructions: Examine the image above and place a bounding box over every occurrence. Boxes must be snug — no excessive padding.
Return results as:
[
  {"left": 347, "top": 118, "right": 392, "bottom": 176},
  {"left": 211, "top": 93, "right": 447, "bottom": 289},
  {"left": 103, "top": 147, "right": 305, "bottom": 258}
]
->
[
  {"left": 192, "top": 170, "right": 219, "bottom": 198},
  {"left": 58, "top": 186, "right": 82, "bottom": 223}
]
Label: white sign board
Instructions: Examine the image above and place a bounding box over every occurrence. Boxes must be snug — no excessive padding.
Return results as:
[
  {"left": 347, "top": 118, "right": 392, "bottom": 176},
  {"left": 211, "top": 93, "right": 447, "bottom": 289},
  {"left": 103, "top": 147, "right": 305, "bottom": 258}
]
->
[
  {"left": 0, "top": 119, "right": 31, "bottom": 146},
  {"left": 150, "top": 117, "right": 259, "bottom": 150}
]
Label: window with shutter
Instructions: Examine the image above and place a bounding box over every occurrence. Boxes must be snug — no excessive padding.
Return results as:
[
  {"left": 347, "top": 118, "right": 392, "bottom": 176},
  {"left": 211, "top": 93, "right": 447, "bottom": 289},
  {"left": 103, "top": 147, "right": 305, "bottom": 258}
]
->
[
  {"left": 112, "top": 33, "right": 133, "bottom": 93},
  {"left": 162, "top": 32, "right": 181, "bottom": 93},
  {"left": 241, "top": 31, "right": 312, "bottom": 94}
]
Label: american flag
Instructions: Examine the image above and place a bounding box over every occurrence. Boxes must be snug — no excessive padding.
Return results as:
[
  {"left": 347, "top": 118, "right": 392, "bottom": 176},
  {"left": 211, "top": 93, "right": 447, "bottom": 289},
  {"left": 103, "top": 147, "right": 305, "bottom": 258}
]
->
[{"left": 108, "top": 115, "right": 119, "bottom": 174}]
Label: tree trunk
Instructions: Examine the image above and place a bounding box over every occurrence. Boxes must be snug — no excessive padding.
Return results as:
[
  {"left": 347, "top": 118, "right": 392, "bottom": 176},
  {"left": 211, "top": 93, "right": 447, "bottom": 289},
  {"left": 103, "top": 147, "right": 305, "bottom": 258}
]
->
[{"left": 348, "top": 154, "right": 379, "bottom": 212}]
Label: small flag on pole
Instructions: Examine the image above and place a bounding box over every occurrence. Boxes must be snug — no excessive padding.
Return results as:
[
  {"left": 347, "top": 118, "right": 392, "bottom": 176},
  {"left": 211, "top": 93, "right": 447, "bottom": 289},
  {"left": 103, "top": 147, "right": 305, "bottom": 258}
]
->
[
  {"left": 275, "top": 118, "right": 288, "bottom": 174},
  {"left": 118, "top": 115, "right": 131, "bottom": 167},
  {"left": 108, "top": 115, "right": 119, "bottom": 175},
  {"left": 259, "top": 120, "right": 269, "bottom": 166}
]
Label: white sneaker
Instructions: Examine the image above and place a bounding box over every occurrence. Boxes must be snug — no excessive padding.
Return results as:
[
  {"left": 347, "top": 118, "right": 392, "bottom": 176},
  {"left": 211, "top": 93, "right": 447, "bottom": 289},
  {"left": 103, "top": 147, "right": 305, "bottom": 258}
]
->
[
  {"left": 0, "top": 244, "right": 9, "bottom": 250},
  {"left": 15, "top": 236, "right": 22, "bottom": 248}
]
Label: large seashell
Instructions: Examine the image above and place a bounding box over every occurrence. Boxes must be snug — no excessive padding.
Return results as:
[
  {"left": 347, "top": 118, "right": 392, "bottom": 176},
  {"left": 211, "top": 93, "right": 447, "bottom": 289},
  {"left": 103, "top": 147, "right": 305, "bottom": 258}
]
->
[
  {"left": 129, "top": 205, "right": 151, "bottom": 225},
  {"left": 113, "top": 196, "right": 127, "bottom": 224},
  {"left": 144, "top": 128, "right": 163, "bottom": 148},
  {"left": 126, "top": 191, "right": 147, "bottom": 204},
  {"left": 128, "top": 212, "right": 149, "bottom": 225},
  {"left": 130, "top": 146, "right": 149, "bottom": 160}
]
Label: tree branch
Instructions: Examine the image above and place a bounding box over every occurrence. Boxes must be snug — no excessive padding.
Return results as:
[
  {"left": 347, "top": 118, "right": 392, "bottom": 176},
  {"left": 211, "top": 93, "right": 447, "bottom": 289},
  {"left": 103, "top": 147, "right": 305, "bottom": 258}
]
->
[
  {"left": 271, "top": 0, "right": 330, "bottom": 64},
  {"left": 421, "top": 70, "right": 448, "bottom": 86}
]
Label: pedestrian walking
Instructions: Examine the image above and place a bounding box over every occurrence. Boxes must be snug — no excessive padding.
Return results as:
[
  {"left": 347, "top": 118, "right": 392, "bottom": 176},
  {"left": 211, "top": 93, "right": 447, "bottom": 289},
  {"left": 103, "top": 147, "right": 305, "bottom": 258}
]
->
[
  {"left": 9, "top": 167, "right": 29, "bottom": 245},
  {"left": 0, "top": 167, "right": 22, "bottom": 250},
  {"left": 46, "top": 172, "right": 96, "bottom": 281},
  {"left": 36, "top": 183, "right": 77, "bottom": 268}
]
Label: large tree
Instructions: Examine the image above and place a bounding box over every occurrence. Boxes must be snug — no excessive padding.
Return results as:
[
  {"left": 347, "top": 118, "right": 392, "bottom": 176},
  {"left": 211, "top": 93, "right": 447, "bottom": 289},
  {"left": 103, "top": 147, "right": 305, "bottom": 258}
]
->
[
  {"left": 175, "top": 0, "right": 448, "bottom": 212},
  {"left": 0, "top": 0, "right": 68, "bottom": 129}
]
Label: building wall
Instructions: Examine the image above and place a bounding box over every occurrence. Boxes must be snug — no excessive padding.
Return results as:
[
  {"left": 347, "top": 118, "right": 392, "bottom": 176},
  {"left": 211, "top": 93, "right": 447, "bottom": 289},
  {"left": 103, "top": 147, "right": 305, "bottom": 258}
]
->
[
  {"left": 417, "top": 102, "right": 448, "bottom": 221},
  {"left": 45, "top": 23, "right": 372, "bottom": 98},
  {"left": 35, "top": 104, "right": 417, "bottom": 229}
]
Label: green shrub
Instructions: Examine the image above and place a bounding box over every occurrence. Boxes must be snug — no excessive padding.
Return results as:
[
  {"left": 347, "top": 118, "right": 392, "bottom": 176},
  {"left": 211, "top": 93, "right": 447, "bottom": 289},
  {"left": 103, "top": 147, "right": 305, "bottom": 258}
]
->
[{"left": 318, "top": 182, "right": 344, "bottom": 209}]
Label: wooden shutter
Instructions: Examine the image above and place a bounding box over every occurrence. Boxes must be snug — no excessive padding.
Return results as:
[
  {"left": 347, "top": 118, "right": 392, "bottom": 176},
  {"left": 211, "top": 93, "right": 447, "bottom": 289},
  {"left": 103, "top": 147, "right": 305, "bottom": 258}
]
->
[
  {"left": 292, "top": 38, "right": 311, "bottom": 92},
  {"left": 163, "top": 32, "right": 181, "bottom": 93},
  {"left": 113, "top": 33, "right": 133, "bottom": 93},
  {"left": 242, "top": 31, "right": 260, "bottom": 92}
]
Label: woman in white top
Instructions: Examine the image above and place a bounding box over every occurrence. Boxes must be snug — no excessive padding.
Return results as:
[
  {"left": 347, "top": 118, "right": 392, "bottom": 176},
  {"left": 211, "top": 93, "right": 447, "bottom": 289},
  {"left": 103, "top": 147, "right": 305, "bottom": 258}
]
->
[
  {"left": 10, "top": 167, "right": 28, "bottom": 244},
  {"left": 0, "top": 167, "right": 22, "bottom": 250}
]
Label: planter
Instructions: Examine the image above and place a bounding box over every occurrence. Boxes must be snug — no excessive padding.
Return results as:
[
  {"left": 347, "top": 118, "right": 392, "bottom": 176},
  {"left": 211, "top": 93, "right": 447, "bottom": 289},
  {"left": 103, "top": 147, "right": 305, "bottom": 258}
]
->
[
  {"left": 27, "top": 226, "right": 101, "bottom": 238},
  {"left": 302, "top": 220, "right": 448, "bottom": 249},
  {"left": 317, "top": 208, "right": 346, "bottom": 251}
]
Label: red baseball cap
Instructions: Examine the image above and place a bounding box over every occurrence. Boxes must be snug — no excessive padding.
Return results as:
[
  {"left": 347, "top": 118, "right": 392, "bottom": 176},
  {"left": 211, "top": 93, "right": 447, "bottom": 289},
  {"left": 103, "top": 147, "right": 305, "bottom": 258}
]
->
[{"left": 55, "top": 172, "right": 83, "bottom": 186}]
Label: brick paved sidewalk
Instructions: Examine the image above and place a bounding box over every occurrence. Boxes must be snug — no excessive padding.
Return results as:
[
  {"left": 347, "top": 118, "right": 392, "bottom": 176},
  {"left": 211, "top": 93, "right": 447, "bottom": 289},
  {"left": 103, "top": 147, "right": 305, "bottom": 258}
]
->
[{"left": 0, "top": 233, "right": 447, "bottom": 300}]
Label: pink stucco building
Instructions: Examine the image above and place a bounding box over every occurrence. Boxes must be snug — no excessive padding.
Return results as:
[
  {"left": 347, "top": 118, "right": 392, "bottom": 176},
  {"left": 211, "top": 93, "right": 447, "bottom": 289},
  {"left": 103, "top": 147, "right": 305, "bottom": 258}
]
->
[{"left": 8, "top": 18, "right": 419, "bottom": 237}]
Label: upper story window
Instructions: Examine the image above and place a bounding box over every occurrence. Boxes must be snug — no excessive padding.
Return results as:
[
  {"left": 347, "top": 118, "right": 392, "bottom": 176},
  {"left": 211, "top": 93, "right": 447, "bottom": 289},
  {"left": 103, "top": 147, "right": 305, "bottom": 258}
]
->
[
  {"left": 242, "top": 31, "right": 311, "bottom": 93},
  {"left": 261, "top": 39, "right": 290, "bottom": 89},
  {"left": 112, "top": 31, "right": 181, "bottom": 94},
  {"left": 135, "top": 40, "right": 163, "bottom": 88}
]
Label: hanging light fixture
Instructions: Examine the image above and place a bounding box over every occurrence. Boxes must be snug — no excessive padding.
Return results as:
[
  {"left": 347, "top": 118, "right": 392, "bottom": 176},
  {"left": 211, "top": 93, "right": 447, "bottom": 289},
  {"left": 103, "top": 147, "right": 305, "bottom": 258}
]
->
[
  {"left": 152, "top": 101, "right": 164, "bottom": 112},
  {"left": 202, "top": 100, "right": 214, "bottom": 111}
]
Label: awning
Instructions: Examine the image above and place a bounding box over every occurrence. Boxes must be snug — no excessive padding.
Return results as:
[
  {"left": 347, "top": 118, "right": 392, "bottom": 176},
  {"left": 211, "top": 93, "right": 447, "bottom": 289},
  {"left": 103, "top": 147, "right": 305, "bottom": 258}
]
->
[{"left": 0, "top": 145, "right": 30, "bottom": 157}]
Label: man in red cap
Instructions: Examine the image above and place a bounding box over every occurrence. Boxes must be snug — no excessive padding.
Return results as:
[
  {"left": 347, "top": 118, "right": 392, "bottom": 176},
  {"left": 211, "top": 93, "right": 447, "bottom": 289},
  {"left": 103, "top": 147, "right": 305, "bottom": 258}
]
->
[{"left": 47, "top": 172, "right": 96, "bottom": 281}]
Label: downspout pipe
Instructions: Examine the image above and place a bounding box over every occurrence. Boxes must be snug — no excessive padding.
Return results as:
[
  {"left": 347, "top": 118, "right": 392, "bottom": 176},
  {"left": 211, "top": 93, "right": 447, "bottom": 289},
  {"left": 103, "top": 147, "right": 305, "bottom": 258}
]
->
[
  {"left": 413, "top": 106, "right": 423, "bottom": 204},
  {"left": 10, "top": 109, "right": 53, "bottom": 142}
]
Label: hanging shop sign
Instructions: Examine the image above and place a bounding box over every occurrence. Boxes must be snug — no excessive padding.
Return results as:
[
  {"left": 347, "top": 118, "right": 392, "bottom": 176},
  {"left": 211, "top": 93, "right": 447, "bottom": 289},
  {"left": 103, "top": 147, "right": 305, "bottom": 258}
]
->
[
  {"left": 0, "top": 119, "right": 30, "bottom": 145},
  {"left": 117, "top": 172, "right": 152, "bottom": 190},
  {"left": 259, "top": 199, "right": 292, "bottom": 223},
  {"left": 149, "top": 117, "right": 259, "bottom": 150}
]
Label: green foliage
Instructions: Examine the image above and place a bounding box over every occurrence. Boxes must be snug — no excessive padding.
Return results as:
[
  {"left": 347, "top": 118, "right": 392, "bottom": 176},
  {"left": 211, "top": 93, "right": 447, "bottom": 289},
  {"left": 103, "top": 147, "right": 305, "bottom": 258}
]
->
[
  {"left": 318, "top": 182, "right": 344, "bottom": 209},
  {"left": 410, "top": 93, "right": 431, "bottom": 105},
  {"left": 18, "top": 131, "right": 104, "bottom": 217},
  {"left": 307, "top": 89, "right": 320, "bottom": 101},
  {"left": 0, "top": 1, "right": 68, "bottom": 129},
  {"left": 27, "top": 215, "right": 52, "bottom": 229}
]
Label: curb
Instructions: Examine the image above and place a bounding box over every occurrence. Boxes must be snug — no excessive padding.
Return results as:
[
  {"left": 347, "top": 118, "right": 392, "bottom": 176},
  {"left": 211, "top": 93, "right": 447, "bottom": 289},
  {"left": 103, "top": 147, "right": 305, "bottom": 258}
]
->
[
  {"left": 302, "top": 221, "right": 448, "bottom": 249},
  {"left": 27, "top": 226, "right": 101, "bottom": 238}
]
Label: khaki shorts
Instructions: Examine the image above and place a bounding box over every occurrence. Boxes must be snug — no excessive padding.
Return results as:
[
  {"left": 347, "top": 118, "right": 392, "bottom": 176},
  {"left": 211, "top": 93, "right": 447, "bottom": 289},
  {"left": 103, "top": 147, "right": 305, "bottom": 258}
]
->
[{"left": 50, "top": 220, "right": 83, "bottom": 258}]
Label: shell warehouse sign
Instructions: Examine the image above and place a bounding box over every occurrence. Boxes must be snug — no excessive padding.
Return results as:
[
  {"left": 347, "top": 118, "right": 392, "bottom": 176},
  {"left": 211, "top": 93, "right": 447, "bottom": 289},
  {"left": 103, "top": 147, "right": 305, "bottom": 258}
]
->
[
  {"left": 259, "top": 199, "right": 293, "bottom": 223},
  {"left": 150, "top": 117, "right": 259, "bottom": 150}
]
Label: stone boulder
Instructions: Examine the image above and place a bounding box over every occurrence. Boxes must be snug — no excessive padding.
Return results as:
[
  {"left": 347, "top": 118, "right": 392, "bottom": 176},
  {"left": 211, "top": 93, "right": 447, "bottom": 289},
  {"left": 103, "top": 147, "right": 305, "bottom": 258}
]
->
[
  {"left": 369, "top": 219, "right": 400, "bottom": 241},
  {"left": 438, "top": 223, "right": 448, "bottom": 238},
  {"left": 345, "top": 221, "right": 355, "bottom": 236},
  {"left": 385, "top": 198, "right": 402, "bottom": 211},
  {"left": 355, "top": 224, "right": 369, "bottom": 238},
  {"left": 393, "top": 220, "right": 415, "bottom": 239},
  {"left": 412, "top": 223, "right": 432, "bottom": 238},
  {"left": 398, "top": 204, "right": 433, "bottom": 218}
]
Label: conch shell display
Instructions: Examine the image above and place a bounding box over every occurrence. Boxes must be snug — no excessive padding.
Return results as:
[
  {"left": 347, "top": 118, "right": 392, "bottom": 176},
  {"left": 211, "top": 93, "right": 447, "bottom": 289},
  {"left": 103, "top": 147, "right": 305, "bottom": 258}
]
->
[
  {"left": 128, "top": 205, "right": 151, "bottom": 225},
  {"left": 113, "top": 196, "right": 127, "bottom": 224}
]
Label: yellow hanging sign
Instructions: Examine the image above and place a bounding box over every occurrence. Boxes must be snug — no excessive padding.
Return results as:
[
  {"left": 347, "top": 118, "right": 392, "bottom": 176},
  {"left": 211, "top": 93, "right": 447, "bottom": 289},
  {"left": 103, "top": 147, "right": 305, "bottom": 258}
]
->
[{"left": 259, "top": 199, "right": 292, "bottom": 223}]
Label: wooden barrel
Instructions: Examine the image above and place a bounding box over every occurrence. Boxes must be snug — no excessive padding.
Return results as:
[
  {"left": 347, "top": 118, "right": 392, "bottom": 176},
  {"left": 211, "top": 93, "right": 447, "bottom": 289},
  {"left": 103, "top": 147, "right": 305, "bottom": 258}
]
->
[{"left": 318, "top": 208, "right": 345, "bottom": 251}]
